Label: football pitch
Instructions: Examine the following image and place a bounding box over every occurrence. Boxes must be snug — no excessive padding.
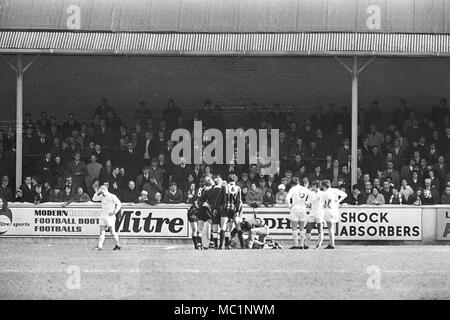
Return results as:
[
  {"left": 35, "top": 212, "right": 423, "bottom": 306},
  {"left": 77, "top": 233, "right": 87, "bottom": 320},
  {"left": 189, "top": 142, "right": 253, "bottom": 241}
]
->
[{"left": 1, "top": 241, "right": 449, "bottom": 300}]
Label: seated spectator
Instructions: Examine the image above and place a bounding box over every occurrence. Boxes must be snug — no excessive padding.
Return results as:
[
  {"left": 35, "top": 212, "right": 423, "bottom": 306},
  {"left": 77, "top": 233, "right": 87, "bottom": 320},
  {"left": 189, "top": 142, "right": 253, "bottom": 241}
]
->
[
  {"left": 276, "top": 184, "right": 287, "bottom": 204},
  {"left": 399, "top": 179, "right": 414, "bottom": 201},
  {"left": 246, "top": 183, "right": 263, "bottom": 207},
  {"left": 347, "top": 188, "right": 364, "bottom": 205},
  {"left": 360, "top": 181, "right": 372, "bottom": 204},
  {"left": 366, "top": 188, "right": 385, "bottom": 205},
  {"left": 137, "top": 190, "right": 151, "bottom": 204},
  {"left": 408, "top": 188, "right": 424, "bottom": 205},
  {"left": 236, "top": 172, "right": 251, "bottom": 190},
  {"left": 257, "top": 177, "right": 267, "bottom": 195},
  {"left": 408, "top": 171, "right": 423, "bottom": 192},
  {"left": 63, "top": 186, "right": 90, "bottom": 206},
  {"left": 241, "top": 185, "right": 249, "bottom": 203},
  {"left": 19, "top": 176, "right": 35, "bottom": 203},
  {"left": 185, "top": 183, "right": 197, "bottom": 204},
  {"left": 441, "top": 186, "right": 450, "bottom": 204},
  {"left": 388, "top": 188, "right": 407, "bottom": 205},
  {"left": 49, "top": 185, "right": 63, "bottom": 202},
  {"left": 263, "top": 189, "right": 276, "bottom": 207},
  {"left": 379, "top": 180, "right": 393, "bottom": 201},
  {"left": 163, "top": 182, "right": 183, "bottom": 204},
  {"left": 122, "top": 181, "right": 139, "bottom": 203},
  {"left": 61, "top": 186, "right": 73, "bottom": 202},
  {"left": 422, "top": 178, "right": 440, "bottom": 204},
  {"left": 0, "top": 176, "right": 13, "bottom": 202},
  {"left": 33, "top": 185, "right": 47, "bottom": 204}
]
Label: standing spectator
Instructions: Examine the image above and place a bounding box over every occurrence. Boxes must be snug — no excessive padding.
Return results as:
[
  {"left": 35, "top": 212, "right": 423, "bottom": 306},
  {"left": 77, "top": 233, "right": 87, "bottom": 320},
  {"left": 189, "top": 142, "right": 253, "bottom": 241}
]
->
[
  {"left": 171, "top": 158, "right": 192, "bottom": 192},
  {"left": 431, "top": 98, "right": 449, "bottom": 128},
  {"left": 383, "top": 161, "right": 400, "bottom": 189},
  {"left": 366, "top": 100, "right": 383, "bottom": 130},
  {"left": 392, "top": 99, "right": 411, "bottom": 130},
  {"left": 367, "top": 146, "right": 384, "bottom": 178},
  {"left": 95, "top": 119, "right": 115, "bottom": 148},
  {"left": 62, "top": 113, "right": 81, "bottom": 139},
  {"left": 134, "top": 101, "right": 152, "bottom": 123},
  {"left": 86, "top": 154, "right": 103, "bottom": 189},
  {"left": 99, "top": 159, "right": 113, "bottom": 184},
  {"left": 162, "top": 99, "right": 182, "bottom": 130},
  {"left": 367, "top": 124, "right": 385, "bottom": 148},
  {"left": 66, "top": 152, "right": 87, "bottom": 190}
]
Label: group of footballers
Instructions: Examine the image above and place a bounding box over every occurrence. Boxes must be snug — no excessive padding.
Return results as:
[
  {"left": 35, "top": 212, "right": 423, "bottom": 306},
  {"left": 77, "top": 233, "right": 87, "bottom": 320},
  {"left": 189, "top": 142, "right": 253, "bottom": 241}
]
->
[
  {"left": 90, "top": 175, "right": 347, "bottom": 251},
  {"left": 188, "top": 176, "right": 347, "bottom": 250}
]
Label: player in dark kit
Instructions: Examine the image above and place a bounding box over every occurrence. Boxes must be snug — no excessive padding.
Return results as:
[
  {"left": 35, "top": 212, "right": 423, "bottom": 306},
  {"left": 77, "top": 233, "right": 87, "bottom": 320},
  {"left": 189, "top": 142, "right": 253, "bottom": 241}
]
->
[
  {"left": 208, "top": 176, "right": 227, "bottom": 249},
  {"left": 223, "top": 179, "right": 244, "bottom": 249},
  {"left": 190, "top": 177, "right": 214, "bottom": 250}
]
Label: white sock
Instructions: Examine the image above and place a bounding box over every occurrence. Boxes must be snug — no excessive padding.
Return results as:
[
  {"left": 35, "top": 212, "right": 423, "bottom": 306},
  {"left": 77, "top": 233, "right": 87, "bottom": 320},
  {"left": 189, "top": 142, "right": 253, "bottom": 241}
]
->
[
  {"left": 98, "top": 233, "right": 105, "bottom": 248},
  {"left": 305, "top": 233, "right": 311, "bottom": 245},
  {"left": 292, "top": 231, "right": 299, "bottom": 247},
  {"left": 112, "top": 233, "right": 120, "bottom": 246},
  {"left": 299, "top": 230, "right": 306, "bottom": 246}
]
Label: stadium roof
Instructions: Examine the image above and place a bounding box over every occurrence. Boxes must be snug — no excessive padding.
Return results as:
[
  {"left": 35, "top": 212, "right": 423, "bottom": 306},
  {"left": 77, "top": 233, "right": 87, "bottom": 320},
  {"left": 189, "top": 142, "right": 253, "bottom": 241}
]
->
[
  {"left": 0, "top": 0, "right": 450, "bottom": 56},
  {"left": 1, "top": 0, "right": 450, "bottom": 34},
  {"left": 1, "top": 31, "right": 450, "bottom": 57}
]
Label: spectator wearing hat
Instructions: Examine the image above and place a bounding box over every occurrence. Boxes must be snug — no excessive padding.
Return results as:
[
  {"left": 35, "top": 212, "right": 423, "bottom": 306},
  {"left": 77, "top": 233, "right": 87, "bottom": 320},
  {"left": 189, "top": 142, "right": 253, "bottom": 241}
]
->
[
  {"left": 257, "top": 177, "right": 267, "bottom": 195},
  {"left": 0, "top": 176, "right": 13, "bottom": 202},
  {"left": 276, "top": 184, "right": 287, "bottom": 204},
  {"left": 163, "top": 182, "right": 183, "bottom": 204}
]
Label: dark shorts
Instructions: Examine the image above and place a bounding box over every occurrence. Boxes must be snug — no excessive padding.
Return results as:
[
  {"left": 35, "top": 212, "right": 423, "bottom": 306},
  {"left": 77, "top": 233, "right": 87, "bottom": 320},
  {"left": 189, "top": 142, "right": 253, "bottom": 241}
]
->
[
  {"left": 187, "top": 206, "right": 199, "bottom": 223},
  {"left": 211, "top": 209, "right": 224, "bottom": 225},
  {"left": 198, "top": 207, "right": 211, "bottom": 222},
  {"left": 306, "top": 221, "right": 322, "bottom": 233},
  {"left": 223, "top": 209, "right": 237, "bottom": 220}
]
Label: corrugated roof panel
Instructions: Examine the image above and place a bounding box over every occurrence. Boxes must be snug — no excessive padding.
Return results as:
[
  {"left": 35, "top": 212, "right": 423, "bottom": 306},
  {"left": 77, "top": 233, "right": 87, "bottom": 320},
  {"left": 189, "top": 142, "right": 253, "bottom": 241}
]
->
[{"left": 1, "top": 31, "right": 450, "bottom": 56}]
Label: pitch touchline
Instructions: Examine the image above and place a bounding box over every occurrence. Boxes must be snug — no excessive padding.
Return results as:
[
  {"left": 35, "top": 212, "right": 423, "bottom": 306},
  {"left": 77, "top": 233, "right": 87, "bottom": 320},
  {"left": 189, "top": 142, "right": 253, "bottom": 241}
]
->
[{"left": 0, "top": 269, "right": 449, "bottom": 274}]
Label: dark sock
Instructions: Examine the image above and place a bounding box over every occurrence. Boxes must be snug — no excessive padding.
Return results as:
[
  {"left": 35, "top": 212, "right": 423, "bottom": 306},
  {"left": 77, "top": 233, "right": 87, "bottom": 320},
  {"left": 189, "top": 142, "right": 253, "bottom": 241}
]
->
[
  {"left": 238, "top": 230, "right": 245, "bottom": 248},
  {"left": 196, "top": 236, "right": 202, "bottom": 247},
  {"left": 192, "top": 236, "right": 198, "bottom": 248},
  {"left": 219, "top": 230, "right": 225, "bottom": 248},
  {"left": 225, "top": 236, "right": 229, "bottom": 247}
]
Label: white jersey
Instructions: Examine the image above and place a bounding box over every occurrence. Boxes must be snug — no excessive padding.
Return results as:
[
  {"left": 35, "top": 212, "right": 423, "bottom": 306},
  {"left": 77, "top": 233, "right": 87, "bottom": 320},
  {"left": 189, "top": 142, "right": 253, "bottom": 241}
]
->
[
  {"left": 92, "top": 192, "right": 122, "bottom": 216},
  {"left": 286, "top": 185, "right": 312, "bottom": 210},
  {"left": 309, "top": 190, "right": 325, "bottom": 216},
  {"left": 323, "top": 188, "right": 347, "bottom": 212}
]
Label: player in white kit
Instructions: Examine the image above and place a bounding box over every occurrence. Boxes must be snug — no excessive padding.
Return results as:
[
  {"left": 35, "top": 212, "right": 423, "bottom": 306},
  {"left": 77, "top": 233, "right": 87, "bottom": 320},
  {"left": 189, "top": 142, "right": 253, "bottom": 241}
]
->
[
  {"left": 92, "top": 186, "right": 122, "bottom": 251},
  {"left": 322, "top": 180, "right": 347, "bottom": 249},
  {"left": 305, "top": 181, "right": 325, "bottom": 249},
  {"left": 285, "top": 177, "right": 313, "bottom": 249}
]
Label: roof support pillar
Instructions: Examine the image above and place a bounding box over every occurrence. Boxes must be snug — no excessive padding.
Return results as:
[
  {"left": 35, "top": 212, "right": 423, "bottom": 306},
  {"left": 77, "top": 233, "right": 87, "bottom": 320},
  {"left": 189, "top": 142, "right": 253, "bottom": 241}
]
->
[
  {"left": 335, "top": 56, "right": 375, "bottom": 188},
  {"left": 1, "top": 54, "right": 39, "bottom": 189}
]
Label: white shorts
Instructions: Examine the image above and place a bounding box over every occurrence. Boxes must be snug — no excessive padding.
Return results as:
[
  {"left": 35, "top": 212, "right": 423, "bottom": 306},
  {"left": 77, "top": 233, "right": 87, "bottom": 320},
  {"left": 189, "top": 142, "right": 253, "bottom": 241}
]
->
[
  {"left": 324, "top": 209, "right": 340, "bottom": 223},
  {"left": 308, "top": 213, "right": 324, "bottom": 224},
  {"left": 99, "top": 214, "right": 116, "bottom": 228},
  {"left": 289, "top": 207, "right": 307, "bottom": 222}
]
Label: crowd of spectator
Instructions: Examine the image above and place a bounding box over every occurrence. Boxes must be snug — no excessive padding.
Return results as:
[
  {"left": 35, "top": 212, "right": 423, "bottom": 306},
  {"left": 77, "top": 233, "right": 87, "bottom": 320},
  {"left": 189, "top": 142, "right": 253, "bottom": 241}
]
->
[{"left": 0, "top": 97, "right": 449, "bottom": 206}]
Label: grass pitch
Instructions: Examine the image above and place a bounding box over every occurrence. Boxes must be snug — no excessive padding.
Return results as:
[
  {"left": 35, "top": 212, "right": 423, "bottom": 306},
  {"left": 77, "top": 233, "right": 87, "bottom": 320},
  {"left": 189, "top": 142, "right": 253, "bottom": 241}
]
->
[{"left": 1, "top": 241, "right": 449, "bottom": 300}]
